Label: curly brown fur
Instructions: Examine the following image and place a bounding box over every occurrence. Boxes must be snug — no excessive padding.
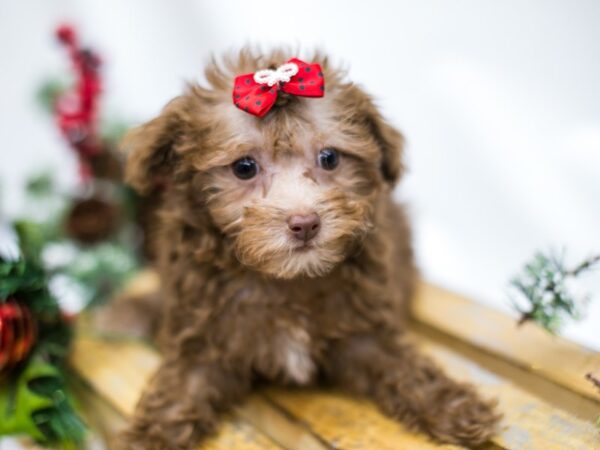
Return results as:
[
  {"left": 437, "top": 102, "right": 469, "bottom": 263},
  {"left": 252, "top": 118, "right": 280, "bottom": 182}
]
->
[{"left": 114, "top": 48, "right": 500, "bottom": 449}]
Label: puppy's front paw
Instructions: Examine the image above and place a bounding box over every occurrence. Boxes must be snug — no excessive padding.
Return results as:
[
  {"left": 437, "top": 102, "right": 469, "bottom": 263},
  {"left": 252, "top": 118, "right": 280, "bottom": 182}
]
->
[
  {"left": 114, "top": 421, "right": 200, "bottom": 450},
  {"left": 423, "top": 384, "right": 501, "bottom": 446},
  {"left": 113, "top": 429, "right": 166, "bottom": 450}
]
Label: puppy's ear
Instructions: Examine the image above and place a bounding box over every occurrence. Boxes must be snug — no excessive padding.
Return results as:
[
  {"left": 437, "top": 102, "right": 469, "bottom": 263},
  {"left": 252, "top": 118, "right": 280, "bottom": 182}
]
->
[
  {"left": 121, "top": 96, "right": 188, "bottom": 194},
  {"left": 344, "top": 84, "right": 405, "bottom": 186},
  {"left": 363, "top": 103, "right": 405, "bottom": 186}
]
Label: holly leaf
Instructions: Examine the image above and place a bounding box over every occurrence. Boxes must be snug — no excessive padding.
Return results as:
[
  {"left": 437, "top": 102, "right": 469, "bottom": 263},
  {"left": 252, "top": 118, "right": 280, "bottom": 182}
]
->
[
  {"left": 0, "top": 362, "right": 56, "bottom": 441},
  {"left": 0, "top": 360, "right": 86, "bottom": 446}
]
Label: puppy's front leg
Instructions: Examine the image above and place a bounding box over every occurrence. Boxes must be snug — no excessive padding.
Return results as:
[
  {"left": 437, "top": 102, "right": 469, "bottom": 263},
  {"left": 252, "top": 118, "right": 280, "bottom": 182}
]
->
[
  {"left": 325, "top": 333, "right": 500, "bottom": 447},
  {"left": 116, "top": 356, "right": 249, "bottom": 450}
]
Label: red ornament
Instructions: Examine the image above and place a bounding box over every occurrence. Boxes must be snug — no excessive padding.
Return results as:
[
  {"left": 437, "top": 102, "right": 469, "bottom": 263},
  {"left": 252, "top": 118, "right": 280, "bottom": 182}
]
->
[{"left": 0, "top": 300, "right": 36, "bottom": 377}]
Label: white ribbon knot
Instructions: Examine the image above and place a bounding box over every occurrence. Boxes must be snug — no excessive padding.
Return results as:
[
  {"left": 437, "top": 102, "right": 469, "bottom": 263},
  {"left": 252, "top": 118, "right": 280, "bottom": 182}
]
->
[{"left": 253, "top": 62, "right": 299, "bottom": 87}]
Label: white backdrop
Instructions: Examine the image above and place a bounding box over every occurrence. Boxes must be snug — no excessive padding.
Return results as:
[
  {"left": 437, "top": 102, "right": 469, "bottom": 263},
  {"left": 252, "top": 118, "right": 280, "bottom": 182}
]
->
[{"left": 1, "top": 1, "right": 599, "bottom": 349}]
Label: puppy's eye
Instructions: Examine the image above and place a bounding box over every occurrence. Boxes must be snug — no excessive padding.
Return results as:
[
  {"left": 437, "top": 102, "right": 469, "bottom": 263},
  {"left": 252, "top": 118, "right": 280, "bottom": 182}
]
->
[
  {"left": 318, "top": 148, "right": 340, "bottom": 171},
  {"left": 232, "top": 157, "right": 259, "bottom": 180}
]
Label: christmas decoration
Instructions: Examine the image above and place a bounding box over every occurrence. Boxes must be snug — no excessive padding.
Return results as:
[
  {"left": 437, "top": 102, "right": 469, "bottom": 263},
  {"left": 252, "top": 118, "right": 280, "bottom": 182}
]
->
[
  {"left": 65, "top": 197, "right": 120, "bottom": 245},
  {"left": 1, "top": 21, "right": 144, "bottom": 447},
  {"left": 52, "top": 241, "right": 139, "bottom": 308},
  {"left": 233, "top": 58, "right": 324, "bottom": 117},
  {"left": 22, "top": 23, "right": 144, "bottom": 311},
  {"left": 36, "top": 23, "right": 127, "bottom": 184},
  {"left": 509, "top": 251, "right": 600, "bottom": 333},
  {"left": 0, "top": 249, "right": 85, "bottom": 446},
  {"left": 54, "top": 24, "right": 103, "bottom": 181},
  {"left": 0, "top": 299, "right": 36, "bottom": 377}
]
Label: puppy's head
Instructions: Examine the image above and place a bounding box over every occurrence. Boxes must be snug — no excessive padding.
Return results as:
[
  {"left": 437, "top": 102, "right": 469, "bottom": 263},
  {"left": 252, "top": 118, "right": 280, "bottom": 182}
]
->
[{"left": 124, "top": 49, "right": 404, "bottom": 279}]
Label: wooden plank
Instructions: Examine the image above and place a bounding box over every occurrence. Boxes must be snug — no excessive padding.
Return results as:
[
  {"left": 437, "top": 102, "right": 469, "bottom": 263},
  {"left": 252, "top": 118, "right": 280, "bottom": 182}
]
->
[
  {"left": 416, "top": 334, "right": 599, "bottom": 450},
  {"left": 70, "top": 376, "right": 128, "bottom": 449},
  {"left": 70, "top": 336, "right": 282, "bottom": 450},
  {"left": 70, "top": 337, "right": 159, "bottom": 417},
  {"left": 413, "top": 282, "right": 600, "bottom": 402},
  {"left": 264, "top": 388, "right": 463, "bottom": 450},
  {"left": 414, "top": 321, "right": 600, "bottom": 422},
  {"left": 235, "top": 396, "right": 330, "bottom": 450},
  {"left": 199, "top": 419, "right": 284, "bottom": 450}
]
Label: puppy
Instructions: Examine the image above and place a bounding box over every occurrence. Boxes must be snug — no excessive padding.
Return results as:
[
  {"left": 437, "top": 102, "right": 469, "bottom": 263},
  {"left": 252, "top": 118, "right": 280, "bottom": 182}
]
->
[{"left": 117, "top": 49, "right": 499, "bottom": 449}]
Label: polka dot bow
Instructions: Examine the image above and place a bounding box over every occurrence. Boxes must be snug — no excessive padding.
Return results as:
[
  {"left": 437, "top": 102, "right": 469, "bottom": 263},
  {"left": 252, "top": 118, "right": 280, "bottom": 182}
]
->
[{"left": 233, "top": 58, "right": 325, "bottom": 117}]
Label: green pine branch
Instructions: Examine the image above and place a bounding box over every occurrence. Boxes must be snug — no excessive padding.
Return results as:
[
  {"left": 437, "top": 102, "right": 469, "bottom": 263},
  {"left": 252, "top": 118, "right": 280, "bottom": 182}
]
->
[
  {"left": 510, "top": 250, "right": 599, "bottom": 333},
  {"left": 0, "top": 255, "right": 86, "bottom": 446}
]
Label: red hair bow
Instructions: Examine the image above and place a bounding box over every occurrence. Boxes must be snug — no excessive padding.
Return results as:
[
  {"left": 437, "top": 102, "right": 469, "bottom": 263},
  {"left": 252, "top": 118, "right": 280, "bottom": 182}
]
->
[{"left": 233, "top": 58, "right": 324, "bottom": 117}]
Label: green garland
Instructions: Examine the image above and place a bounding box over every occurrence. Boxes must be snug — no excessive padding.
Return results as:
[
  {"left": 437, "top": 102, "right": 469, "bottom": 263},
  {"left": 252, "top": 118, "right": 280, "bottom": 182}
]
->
[{"left": 0, "top": 229, "right": 86, "bottom": 447}]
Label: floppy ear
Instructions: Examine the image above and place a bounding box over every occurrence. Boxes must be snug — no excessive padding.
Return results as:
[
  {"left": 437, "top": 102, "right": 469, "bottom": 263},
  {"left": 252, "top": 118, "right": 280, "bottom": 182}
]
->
[
  {"left": 363, "top": 103, "right": 405, "bottom": 186},
  {"left": 343, "top": 84, "right": 405, "bottom": 186},
  {"left": 121, "top": 97, "right": 187, "bottom": 194}
]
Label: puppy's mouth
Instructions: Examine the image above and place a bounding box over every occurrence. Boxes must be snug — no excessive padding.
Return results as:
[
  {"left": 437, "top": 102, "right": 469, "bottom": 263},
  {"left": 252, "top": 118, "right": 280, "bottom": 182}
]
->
[{"left": 292, "top": 242, "right": 316, "bottom": 252}]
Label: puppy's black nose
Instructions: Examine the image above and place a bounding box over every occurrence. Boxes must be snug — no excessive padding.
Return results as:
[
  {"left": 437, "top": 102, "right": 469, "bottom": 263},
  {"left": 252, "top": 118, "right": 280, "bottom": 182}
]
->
[{"left": 288, "top": 213, "right": 320, "bottom": 242}]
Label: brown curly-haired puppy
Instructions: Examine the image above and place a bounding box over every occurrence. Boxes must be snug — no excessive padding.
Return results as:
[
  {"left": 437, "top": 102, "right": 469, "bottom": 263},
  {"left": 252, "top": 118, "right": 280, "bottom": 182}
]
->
[{"left": 116, "top": 49, "right": 499, "bottom": 449}]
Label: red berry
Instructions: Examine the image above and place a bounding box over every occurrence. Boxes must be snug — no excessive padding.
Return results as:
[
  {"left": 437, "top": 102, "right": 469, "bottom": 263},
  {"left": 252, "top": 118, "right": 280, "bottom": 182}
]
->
[{"left": 56, "top": 24, "right": 76, "bottom": 44}]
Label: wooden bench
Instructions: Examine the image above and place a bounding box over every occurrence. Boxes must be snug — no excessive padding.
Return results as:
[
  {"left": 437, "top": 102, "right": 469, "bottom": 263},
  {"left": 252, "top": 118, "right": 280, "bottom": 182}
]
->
[{"left": 70, "top": 277, "right": 600, "bottom": 449}]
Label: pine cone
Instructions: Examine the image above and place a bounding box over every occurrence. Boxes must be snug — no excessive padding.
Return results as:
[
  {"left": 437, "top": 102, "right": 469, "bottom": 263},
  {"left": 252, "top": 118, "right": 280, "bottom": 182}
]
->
[{"left": 65, "top": 197, "right": 119, "bottom": 244}]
